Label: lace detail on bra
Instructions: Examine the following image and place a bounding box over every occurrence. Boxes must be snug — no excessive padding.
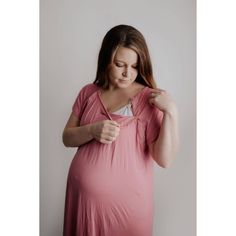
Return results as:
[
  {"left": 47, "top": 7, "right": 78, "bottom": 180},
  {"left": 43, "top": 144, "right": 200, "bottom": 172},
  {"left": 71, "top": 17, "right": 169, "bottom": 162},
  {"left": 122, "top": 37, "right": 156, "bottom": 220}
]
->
[{"left": 111, "top": 102, "right": 133, "bottom": 116}]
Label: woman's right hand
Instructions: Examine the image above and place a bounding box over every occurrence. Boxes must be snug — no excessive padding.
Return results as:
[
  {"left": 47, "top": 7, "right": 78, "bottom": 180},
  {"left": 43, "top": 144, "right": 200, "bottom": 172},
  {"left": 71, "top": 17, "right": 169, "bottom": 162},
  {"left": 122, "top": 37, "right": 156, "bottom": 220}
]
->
[{"left": 89, "top": 120, "right": 120, "bottom": 144}]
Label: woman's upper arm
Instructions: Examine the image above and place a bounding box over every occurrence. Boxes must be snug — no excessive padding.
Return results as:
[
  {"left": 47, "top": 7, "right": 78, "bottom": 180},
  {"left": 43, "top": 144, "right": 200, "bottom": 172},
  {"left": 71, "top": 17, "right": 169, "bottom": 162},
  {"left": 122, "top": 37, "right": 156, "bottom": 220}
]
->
[
  {"left": 64, "top": 112, "right": 80, "bottom": 130},
  {"left": 62, "top": 113, "right": 80, "bottom": 147}
]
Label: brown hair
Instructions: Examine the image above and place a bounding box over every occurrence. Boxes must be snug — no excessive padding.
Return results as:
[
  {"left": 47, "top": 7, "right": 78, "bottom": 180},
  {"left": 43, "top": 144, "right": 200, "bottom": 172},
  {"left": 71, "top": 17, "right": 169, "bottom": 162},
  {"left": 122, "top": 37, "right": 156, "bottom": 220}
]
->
[{"left": 93, "top": 24, "right": 157, "bottom": 89}]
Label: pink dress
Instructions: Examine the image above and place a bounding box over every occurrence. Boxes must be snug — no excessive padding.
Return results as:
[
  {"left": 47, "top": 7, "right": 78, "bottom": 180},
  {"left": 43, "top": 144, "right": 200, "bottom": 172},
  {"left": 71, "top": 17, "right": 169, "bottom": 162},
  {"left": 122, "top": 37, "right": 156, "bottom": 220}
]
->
[{"left": 63, "top": 83, "right": 163, "bottom": 236}]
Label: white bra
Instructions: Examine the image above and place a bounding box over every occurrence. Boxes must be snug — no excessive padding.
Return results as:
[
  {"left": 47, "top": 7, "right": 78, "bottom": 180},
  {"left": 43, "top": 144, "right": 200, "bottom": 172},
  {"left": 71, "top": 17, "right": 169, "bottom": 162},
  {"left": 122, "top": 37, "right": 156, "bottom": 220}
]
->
[{"left": 111, "top": 102, "right": 134, "bottom": 116}]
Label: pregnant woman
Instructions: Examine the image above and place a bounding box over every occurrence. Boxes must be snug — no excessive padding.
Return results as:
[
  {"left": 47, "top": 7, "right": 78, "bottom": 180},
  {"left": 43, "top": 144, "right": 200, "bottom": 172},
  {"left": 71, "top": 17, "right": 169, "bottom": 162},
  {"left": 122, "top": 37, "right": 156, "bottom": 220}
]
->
[{"left": 62, "top": 24, "right": 179, "bottom": 236}]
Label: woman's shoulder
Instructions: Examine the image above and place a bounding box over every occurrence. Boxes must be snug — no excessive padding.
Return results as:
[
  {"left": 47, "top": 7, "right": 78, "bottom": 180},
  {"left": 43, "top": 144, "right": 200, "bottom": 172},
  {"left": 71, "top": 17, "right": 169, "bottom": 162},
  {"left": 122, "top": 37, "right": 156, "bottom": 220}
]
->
[
  {"left": 80, "top": 83, "right": 99, "bottom": 93},
  {"left": 133, "top": 82, "right": 152, "bottom": 99},
  {"left": 131, "top": 82, "right": 147, "bottom": 97},
  {"left": 74, "top": 83, "right": 99, "bottom": 103},
  {"left": 133, "top": 82, "right": 155, "bottom": 93},
  {"left": 78, "top": 83, "right": 99, "bottom": 97},
  {"left": 133, "top": 82, "right": 146, "bottom": 90},
  {"left": 133, "top": 83, "right": 161, "bottom": 116}
]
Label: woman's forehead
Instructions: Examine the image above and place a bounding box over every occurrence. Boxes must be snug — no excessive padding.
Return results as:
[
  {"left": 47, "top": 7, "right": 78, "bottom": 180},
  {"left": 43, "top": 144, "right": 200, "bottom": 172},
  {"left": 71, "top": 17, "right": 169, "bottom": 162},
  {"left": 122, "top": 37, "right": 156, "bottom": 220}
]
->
[{"left": 112, "top": 46, "right": 138, "bottom": 63}]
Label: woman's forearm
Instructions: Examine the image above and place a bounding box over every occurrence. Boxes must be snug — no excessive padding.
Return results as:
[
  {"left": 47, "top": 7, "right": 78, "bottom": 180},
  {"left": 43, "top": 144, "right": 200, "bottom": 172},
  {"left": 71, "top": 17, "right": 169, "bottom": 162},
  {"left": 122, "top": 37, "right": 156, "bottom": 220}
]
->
[
  {"left": 62, "top": 124, "right": 94, "bottom": 147},
  {"left": 152, "top": 107, "right": 179, "bottom": 168}
]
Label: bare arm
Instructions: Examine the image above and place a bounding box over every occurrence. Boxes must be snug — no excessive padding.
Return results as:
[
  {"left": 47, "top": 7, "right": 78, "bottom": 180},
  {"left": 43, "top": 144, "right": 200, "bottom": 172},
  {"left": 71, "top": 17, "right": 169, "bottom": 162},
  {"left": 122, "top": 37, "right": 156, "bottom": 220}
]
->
[
  {"left": 150, "top": 107, "right": 179, "bottom": 168},
  {"left": 62, "top": 113, "right": 120, "bottom": 147},
  {"left": 148, "top": 88, "right": 179, "bottom": 168},
  {"left": 62, "top": 113, "right": 93, "bottom": 147}
]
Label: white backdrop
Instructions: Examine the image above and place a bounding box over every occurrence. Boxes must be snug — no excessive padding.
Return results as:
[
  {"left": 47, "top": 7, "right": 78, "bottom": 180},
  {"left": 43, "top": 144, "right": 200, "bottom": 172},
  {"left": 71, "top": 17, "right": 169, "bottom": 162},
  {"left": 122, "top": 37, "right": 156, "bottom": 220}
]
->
[{"left": 40, "top": 0, "right": 196, "bottom": 235}]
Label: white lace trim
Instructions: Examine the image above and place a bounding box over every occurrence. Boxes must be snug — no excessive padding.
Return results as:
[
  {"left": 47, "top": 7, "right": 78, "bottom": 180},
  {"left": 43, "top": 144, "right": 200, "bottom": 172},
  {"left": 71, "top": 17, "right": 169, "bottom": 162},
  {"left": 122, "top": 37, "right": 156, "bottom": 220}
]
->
[{"left": 111, "top": 102, "right": 133, "bottom": 116}]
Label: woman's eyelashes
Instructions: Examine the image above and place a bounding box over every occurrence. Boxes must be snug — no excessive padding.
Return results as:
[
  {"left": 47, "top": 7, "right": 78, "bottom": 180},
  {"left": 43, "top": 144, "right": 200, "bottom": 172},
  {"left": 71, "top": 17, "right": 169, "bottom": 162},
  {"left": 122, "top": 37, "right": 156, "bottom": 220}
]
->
[
  {"left": 115, "top": 63, "right": 123, "bottom": 67},
  {"left": 115, "top": 63, "right": 138, "bottom": 69}
]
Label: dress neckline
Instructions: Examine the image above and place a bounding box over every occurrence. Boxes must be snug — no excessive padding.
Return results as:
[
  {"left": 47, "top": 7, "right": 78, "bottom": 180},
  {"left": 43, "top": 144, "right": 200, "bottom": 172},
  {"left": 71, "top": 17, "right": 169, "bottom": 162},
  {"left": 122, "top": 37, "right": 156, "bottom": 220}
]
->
[{"left": 97, "top": 86, "right": 148, "bottom": 119}]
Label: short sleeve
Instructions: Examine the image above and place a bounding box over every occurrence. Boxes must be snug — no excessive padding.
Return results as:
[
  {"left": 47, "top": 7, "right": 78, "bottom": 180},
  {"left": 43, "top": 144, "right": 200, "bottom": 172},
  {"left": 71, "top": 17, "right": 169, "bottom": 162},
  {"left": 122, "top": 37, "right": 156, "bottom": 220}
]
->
[
  {"left": 72, "top": 83, "right": 98, "bottom": 120},
  {"left": 146, "top": 107, "right": 164, "bottom": 146}
]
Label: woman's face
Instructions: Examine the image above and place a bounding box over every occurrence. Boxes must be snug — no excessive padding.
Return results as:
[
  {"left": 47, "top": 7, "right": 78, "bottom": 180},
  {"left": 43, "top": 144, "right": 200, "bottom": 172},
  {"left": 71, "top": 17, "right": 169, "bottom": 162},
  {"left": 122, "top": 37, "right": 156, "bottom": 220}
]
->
[{"left": 107, "top": 46, "right": 139, "bottom": 89}]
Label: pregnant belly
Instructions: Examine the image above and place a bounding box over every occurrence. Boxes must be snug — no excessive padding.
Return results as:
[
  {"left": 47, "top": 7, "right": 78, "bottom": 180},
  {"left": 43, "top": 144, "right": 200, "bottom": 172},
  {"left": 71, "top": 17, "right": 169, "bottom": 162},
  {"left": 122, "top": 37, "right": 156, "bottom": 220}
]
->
[
  {"left": 67, "top": 152, "right": 154, "bottom": 232},
  {"left": 68, "top": 153, "right": 153, "bottom": 203}
]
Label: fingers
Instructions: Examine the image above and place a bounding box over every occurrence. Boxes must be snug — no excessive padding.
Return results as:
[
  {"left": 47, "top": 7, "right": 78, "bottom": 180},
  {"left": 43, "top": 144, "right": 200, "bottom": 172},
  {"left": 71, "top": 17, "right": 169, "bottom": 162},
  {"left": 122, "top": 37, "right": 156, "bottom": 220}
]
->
[
  {"left": 104, "top": 121, "right": 120, "bottom": 134},
  {"left": 100, "top": 134, "right": 118, "bottom": 144},
  {"left": 149, "top": 89, "right": 164, "bottom": 106},
  {"left": 149, "top": 92, "right": 159, "bottom": 98},
  {"left": 149, "top": 88, "right": 165, "bottom": 96},
  {"left": 149, "top": 92, "right": 161, "bottom": 100},
  {"left": 149, "top": 98, "right": 156, "bottom": 106},
  {"left": 105, "top": 127, "right": 120, "bottom": 140},
  {"left": 150, "top": 88, "right": 165, "bottom": 93},
  {"left": 97, "top": 120, "right": 120, "bottom": 144},
  {"left": 149, "top": 87, "right": 167, "bottom": 99},
  {"left": 106, "top": 120, "right": 120, "bottom": 127},
  {"left": 105, "top": 135, "right": 117, "bottom": 142}
]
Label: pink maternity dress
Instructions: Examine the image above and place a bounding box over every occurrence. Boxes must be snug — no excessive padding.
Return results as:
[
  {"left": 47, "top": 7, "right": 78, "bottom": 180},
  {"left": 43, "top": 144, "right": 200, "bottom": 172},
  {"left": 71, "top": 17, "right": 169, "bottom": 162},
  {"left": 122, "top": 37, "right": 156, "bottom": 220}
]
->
[{"left": 63, "top": 83, "right": 163, "bottom": 236}]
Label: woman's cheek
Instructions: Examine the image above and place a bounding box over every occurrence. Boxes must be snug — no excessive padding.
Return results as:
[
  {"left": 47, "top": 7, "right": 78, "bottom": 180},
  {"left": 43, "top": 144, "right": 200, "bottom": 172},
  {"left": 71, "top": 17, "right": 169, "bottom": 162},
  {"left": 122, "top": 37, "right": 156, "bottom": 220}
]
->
[{"left": 111, "top": 68, "right": 121, "bottom": 78}]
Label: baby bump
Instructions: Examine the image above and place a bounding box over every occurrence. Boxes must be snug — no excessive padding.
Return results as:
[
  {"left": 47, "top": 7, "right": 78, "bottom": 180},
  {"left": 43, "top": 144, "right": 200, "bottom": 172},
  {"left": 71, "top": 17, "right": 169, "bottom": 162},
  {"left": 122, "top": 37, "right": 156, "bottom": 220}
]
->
[
  {"left": 68, "top": 154, "right": 150, "bottom": 199},
  {"left": 68, "top": 153, "right": 118, "bottom": 199},
  {"left": 67, "top": 139, "right": 153, "bottom": 200}
]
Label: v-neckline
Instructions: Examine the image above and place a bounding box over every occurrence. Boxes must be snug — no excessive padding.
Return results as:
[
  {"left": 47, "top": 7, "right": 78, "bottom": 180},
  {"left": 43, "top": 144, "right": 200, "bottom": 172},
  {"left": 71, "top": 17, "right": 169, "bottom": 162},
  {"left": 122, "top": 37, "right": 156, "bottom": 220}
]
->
[{"left": 97, "top": 86, "right": 147, "bottom": 119}]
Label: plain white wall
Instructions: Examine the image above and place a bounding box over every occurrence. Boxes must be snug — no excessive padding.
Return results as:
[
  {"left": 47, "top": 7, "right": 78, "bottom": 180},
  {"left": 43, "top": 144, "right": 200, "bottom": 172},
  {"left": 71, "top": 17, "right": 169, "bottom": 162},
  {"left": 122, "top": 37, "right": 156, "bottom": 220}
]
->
[{"left": 40, "top": 0, "right": 196, "bottom": 235}]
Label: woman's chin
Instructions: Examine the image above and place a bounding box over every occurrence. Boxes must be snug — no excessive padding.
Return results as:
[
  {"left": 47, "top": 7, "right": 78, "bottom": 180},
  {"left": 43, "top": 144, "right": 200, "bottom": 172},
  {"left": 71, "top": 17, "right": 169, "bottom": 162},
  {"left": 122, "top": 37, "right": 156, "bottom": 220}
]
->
[
  {"left": 115, "top": 79, "right": 133, "bottom": 87},
  {"left": 109, "top": 78, "right": 135, "bottom": 89}
]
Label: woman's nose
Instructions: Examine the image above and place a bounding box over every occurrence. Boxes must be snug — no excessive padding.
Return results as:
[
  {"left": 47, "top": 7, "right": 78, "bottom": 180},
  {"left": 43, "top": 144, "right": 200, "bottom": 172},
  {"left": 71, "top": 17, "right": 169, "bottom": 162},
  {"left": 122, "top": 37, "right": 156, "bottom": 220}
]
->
[{"left": 122, "top": 68, "right": 130, "bottom": 77}]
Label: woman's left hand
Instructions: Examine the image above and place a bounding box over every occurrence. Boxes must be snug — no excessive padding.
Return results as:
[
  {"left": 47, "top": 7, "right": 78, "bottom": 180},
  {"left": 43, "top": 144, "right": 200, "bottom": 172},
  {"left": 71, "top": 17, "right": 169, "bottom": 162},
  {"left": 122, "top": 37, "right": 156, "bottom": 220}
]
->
[{"left": 149, "top": 88, "right": 177, "bottom": 115}]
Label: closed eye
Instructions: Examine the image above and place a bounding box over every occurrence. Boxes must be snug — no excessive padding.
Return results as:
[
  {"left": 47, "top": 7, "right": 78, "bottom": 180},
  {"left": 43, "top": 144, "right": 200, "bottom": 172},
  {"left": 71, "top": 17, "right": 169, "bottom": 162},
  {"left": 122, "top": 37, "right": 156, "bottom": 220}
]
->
[
  {"left": 116, "top": 63, "right": 137, "bottom": 68},
  {"left": 115, "top": 63, "right": 124, "bottom": 67}
]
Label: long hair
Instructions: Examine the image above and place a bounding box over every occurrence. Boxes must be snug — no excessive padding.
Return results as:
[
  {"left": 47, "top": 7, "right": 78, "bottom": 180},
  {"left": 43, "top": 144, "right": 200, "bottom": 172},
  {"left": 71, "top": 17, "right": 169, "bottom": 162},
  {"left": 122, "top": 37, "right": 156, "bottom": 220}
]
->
[{"left": 93, "top": 25, "right": 157, "bottom": 89}]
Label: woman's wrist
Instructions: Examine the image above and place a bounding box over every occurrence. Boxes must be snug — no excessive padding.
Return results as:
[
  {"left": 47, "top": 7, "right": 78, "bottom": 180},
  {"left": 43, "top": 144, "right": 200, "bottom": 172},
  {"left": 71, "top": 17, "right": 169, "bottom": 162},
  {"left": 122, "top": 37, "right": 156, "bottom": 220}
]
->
[{"left": 86, "top": 124, "right": 94, "bottom": 139}]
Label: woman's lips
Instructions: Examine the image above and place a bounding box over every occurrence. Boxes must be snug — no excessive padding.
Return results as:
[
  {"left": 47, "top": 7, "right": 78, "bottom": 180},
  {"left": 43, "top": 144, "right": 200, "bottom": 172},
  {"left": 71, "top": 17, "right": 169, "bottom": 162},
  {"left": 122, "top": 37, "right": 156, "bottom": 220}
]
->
[{"left": 118, "top": 78, "right": 130, "bottom": 82}]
